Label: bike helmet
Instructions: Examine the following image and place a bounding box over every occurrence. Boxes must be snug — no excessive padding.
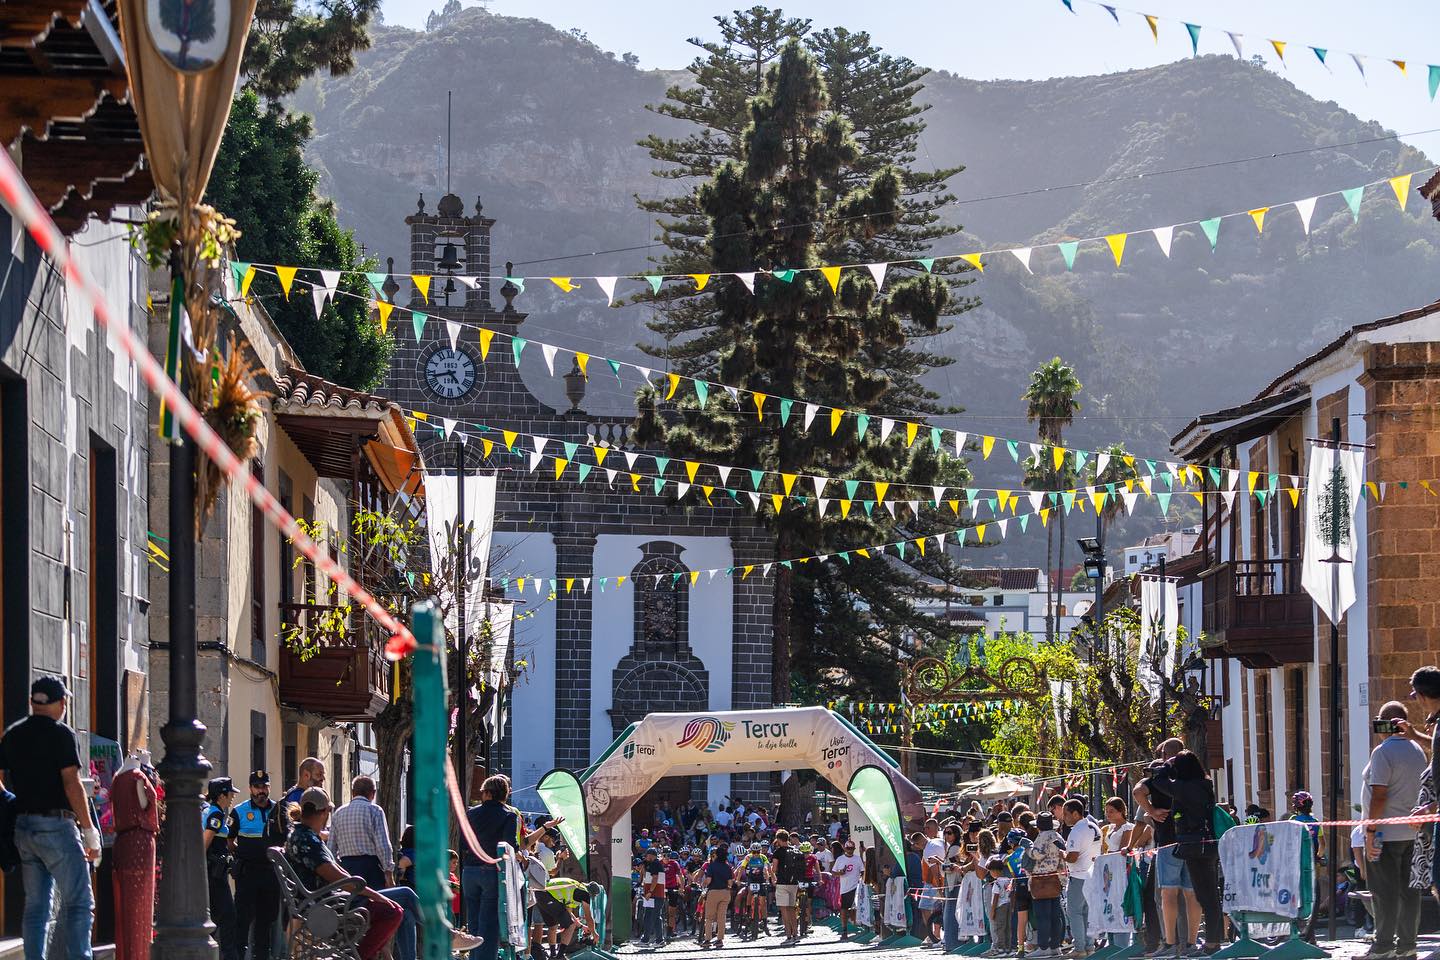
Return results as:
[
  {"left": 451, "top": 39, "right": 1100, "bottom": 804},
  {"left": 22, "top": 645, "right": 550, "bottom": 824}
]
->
[
  {"left": 1291, "top": 791, "right": 1314, "bottom": 813},
  {"left": 798, "top": 841, "right": 813, "bottom": 853},
  {"left": 749, "top": 842, "right": 762, "bottom": 853}
]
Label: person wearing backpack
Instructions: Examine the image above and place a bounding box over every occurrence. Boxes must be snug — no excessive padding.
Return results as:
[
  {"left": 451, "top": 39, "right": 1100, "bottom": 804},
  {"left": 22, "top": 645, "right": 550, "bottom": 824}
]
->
[{"left": 1160, "top": 751, "right": 1224, "bottom": 956}]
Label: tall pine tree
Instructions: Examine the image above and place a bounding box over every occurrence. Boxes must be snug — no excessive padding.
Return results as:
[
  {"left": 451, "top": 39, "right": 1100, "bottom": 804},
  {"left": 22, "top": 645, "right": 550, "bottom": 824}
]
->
[{"left": 635, "top": 40, "right": 969, "bottom": 710}]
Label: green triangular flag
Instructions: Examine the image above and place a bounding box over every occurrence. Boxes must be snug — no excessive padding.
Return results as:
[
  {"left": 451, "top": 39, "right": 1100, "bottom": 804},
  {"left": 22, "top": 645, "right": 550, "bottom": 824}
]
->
[
  {"left": 845, "top": 479, "right": 860, "bottom": 499},
  {"left": 895, "top": 541, "right": 907, "bottom": 559},
  {"left": 839, "top": 552, "right": 850, "bottom": 564},
  {"left": 1062, "top": 491, "right": 1076, "bottom": 512},
  {"left": 1312, "top": 46, "right": 1327, "bottom": 65},
  {"left": 930, "top": 427, "right": 942, "bottom": 451},
  {"left": 1255, "top": 489, "right": 1269, "bottom": 507},
  {"left": 230, "top": 261, "right": 251, "bottom": 291},
  {"left": 1199, "top": 218, "right": 1221, "bottom": 251},
  {"left": 772, "top": 269, "right": 796, "bottom": 283},
  {"left": 1144, "top": 459, "right": 1157, "bottom": 476},
  {"left": 364, "top": 271, "right": 386, "bottom": 295},
  {"left": 1019, "top": 514, "right": 1030, "bottom": 532},
  {"left": 780, "top": 560, "right": 792, "bottom": 570},
  {"left": 645, "top": 275, "right": 663, "bottom": 294},
  {"left": 1208, "top": 466, "right": 1221, "bottom": 487},
  {"left": 504, "top": 276, "right": 525, "bottom": 293},
  {"left": 653, "top": 477, "right": 666, "bottom": 495},
  {"left": 779, "top": 398, "right": 793, "bottom": 426},
  {"left": 694, "top": 380, "right": 709, "bottom": 408},
  {"left": 1184, "top": 22, "right": 1201, "bottom": 56},
  {"left": 607, "top": 358, "right": 622, "bottom": 383},
  {"left": 917, "top": 258, "right": 935, "bottom": 272},
  {"left": 411, "top": 311, "right": 427, "bottom": 343},
  {"left": 576, "top": 463, "right": 592, "bottom": 483},
  {"left": 1161, "top": 473, "right": 1174, "bottom": 489},
  {"left": 563, "top": 441, "right": 578, "bottom": 461},
  {"left": 1430, "top": 65, "right": 1440, "bottom": 101},
  {"left": 1058, "top": 241, "right": 1078, "bottom": 271},
  {"left": 1157, "top": 492, "right": 1172, "bottom": 515},
  {"left": 1007, "top": 439, "right": 1019, "bottom": 461},
  {"left": 862, "top": 500, "right": 875, "bottom": 516},
  {"left": 599, "top": 577, "right": 608, "bottom": 590},
  {"left": 1105, "top": 481, "right": 1117, "bottom": 497},
  {"left": 653, "top": 456, "right": 670, "bottom": 476},
  {"left": 1342, "top": 186, "right": 1364, "bottom": 221},
  {"left": 749, "top": 469, "right": 764, "bottom": 490},
  {"left": 856, "top": 414, "right": 869, "bottom": 439},
  {"left": 1075, "top": 450, "right": 1088, "bottom": 472},
  {"left": 1048, "top": 492, "right": 1059, "bottom": 505},
  {"left": 511, "top": 337, "right": 526, "bottom": 366}
]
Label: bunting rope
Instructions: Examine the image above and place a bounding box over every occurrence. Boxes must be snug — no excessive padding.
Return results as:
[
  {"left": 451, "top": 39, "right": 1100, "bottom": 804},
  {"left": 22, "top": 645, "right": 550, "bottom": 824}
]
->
[
  {"left": 0, "top": 150, "right": 418, "bottom": 657},
  {"left": 227, "top": 163, "right": 1436, "bottom": 481},
  {"left": 1055, "top": 0, "right": 1440, "bottom": 100}
]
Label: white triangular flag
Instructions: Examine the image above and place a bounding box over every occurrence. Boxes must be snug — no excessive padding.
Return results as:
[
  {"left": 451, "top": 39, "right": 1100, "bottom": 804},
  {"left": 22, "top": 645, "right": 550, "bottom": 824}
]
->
[
  {"left": 527, "top": 451, "right": 544, "bottom": 472},
  {"left": 540, "top": 343, "right": 559, "bottom": 375},
  {"left": 636, "top": 366, "right": 652, "bottom": 383},
  {"left": 813, "top": 477, "right": 829, "bottom": 498},
  {"left": 997, "top": 519, "right": 1009, "bottom": 537},
  {"left": 596, "top": 276, "right": 618, "bottom": 305},
  {"left": 970, "top": 498, "right": 985, "bottom": 518},
  {"left": 1152, "top": 225, "right": 1174, "bottom": 257},
  {"left": 1222, "top": 490, "right": 1237, "bottom": 512},
  {"left": 934, "top": 533, "right": 945, "bottom": 550},
  {"left": 442, "top": 417, "right": 458, "bottom": 438},
  {"left": 884, "top": 501, "right": 896, "bottom": 518},
  {"left": 880, "top": 418, "right": 896, "bottom": 443},
  {"left": 1121, "top": 491, "right": 1139, "bottom": 515},
  {"left": 310, "top": 284, "right": 327, "bottom": 319},
  {"left": 747, "top": 492, "right": 761, "bottom": 511},
  {"left": 717, "top": 465, "right": 732, "bottom": 486},
  {"left": 1009, "top": 247, "right": 1033, "bottom": 273},
  {"left": 446, "top": 320, "right": 462, "bottom": 350},
  {"left": 624, "top": 451, "right": 639, "bottom": 470},
  {"left": 319, "top": 269, "right": 341, "bottom": 306},
  {"left": 1095, "top": 452, "right": 1110, "bottom": 478},
  {"left": 453, "top": 275, "right": 477, "bottom": 289},
  {"left": 1294, "top": 197, "right": 1317, "bottom": 235},
  {"left": 1029, "top": 492, "right": 1044, "bottom": 513},
  {"left": 533, "top": 436, "right": 549, "bottom": 455},
  {"left": 675, "top": 482, "right": 690, "bottom": 500},
  {"left": 907, "top": 500, "right": 920, "bottom": 517},
  {"left": 1351, "top": 53, "right": 1366, "bottom": 80},
  {"left": 604, "top": 468, "right": 617, "bottom": 487},
  {"left": 723, "top": 385, "right": 740, "bottom": 406},
  {"left": 453, "top": 430, "right": 467, "bottom": 447},
  {"left": 736, "top": 272, "right": 756, "bottom": 293},
  {"left": 818, "top": 499, "right": 830, "bottom": 517},
  {"left": 954, "top": 431, "right": 967, "bottom": 455},
  {"left": 866, "top": 263, "right": 888, "bottom": 288},
  {"left": 1227, "top": 31, "right": 1244, "bottom": 58},
  {"left": 932, "top": 486, "right": 946, "bottom": 503},
  {"left": 762, "top": 563, "right": 772, "bottom": 577},
  {"left": 1226, "top": 469, "right": 1239, "bottom": 490},
  {"left": 534, "top": 578, "right": 544, "bottom": 594},
  {"left": 804, "top": 404, "right": 820, "bottom": 430},
  {"left": 582, "top": 577, "right": 591, "bottom": 593},
  {"left": 1029, "top": 442, "right": 1043, "bottom": 461}
]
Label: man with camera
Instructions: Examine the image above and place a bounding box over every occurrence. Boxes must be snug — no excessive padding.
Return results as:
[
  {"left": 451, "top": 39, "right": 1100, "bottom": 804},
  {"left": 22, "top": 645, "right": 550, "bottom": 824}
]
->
[{"left": 1360, "top": 700, "right": 1426, "bottom": 960}]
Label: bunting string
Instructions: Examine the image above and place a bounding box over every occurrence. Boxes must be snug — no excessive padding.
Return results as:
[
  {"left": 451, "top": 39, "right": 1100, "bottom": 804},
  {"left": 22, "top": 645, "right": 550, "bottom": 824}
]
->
[{"left": 1056, "top": 0, "right": 1440, "bottom": 102}]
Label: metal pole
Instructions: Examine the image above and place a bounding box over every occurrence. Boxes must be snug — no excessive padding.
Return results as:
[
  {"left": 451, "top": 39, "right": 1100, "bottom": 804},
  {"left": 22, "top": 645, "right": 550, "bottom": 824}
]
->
[
  {"left": 154, "top": 266, "right": 217, "bottom": 960},
  {"left": 1158, "top": 556, "right": 1167, "bottom": 740},
  {"left": 1327, "top": 416, "right": 1341, "bottom": 942},
  {"left": 1094, "top": 510, "right": 1104, "bottom": 659},
  {"left": 455, "top": 441, "right": 469, "bottom": 802},
  {"left": 412, "top": 602, "right": 453, "bottom": 960}
]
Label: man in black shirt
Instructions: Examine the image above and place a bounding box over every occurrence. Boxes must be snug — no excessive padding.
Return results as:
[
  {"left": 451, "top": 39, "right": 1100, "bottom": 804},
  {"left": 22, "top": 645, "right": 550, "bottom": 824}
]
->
[
  {"left": 0, "top": 676, "right": 101, "bottom": 960},
  {"left": 461, "top": 774, "right": 519, "bottom": 960},
  {"left": 771, "top": 829, "right": 807, "bottom": 945}
]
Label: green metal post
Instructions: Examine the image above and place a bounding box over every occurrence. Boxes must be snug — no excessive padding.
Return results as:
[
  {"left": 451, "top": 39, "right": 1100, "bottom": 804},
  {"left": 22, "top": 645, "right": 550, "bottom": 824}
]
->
[{"left": 412, "top": 603, "right": 451, "bottom": 960}]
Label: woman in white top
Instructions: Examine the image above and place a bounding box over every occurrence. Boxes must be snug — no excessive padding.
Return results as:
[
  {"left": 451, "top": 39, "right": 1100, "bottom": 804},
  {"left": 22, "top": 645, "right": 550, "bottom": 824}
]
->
[{"left": 1099, "top": 797, "right": 1134, "bottom": 854}]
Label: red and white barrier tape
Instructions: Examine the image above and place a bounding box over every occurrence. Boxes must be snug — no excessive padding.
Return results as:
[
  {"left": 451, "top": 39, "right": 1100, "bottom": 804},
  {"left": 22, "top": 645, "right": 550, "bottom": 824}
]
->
[{"left": 0, "top": 151, "right": 415, "bottom": 654}]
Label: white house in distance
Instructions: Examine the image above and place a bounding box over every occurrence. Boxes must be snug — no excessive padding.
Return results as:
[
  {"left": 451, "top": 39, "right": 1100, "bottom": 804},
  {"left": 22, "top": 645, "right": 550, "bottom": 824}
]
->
[
  {"left": 914, "top": 566, "right": 1097, "bottom": 639},
  {"left": 1122, "top": 526, "right": 1201, "bottom": 576}
]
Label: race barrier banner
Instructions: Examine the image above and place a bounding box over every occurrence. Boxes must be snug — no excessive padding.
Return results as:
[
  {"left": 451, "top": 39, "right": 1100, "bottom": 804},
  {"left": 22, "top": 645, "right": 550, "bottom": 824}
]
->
[
  {"left": 498, "top": 842, "right": 530, "bottom": 950},
  {"left": 1085, "top": 853, "right": 1137, "bottom": 935},
  {"left": 1220, "top": 821, "right": 1308, "bottom": 920},
  {"left": 956, "top": 872, "right": 988, "bottom": 937}
]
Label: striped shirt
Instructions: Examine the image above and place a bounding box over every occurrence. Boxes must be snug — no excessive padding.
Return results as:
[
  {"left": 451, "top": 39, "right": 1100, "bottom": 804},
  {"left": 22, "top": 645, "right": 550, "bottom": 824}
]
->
[{"left": 328, "top": 796, "right": 395, "bottom": 872}]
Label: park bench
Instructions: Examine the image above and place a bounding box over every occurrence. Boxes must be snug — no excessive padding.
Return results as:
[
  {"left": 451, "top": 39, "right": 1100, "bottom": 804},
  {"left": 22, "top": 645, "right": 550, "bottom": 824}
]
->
[{"left": 267, "top": 848, "right": 371, "bottom": 960}]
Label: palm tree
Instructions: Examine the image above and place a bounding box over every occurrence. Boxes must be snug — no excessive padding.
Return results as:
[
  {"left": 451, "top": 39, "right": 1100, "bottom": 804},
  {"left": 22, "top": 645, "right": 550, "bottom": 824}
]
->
[
  {"left": 1023, "top": 358, "right": 1082, "bottom": 642},
  {"left": 1088, "top": 443, "right": 1139, "bottom": 657}
]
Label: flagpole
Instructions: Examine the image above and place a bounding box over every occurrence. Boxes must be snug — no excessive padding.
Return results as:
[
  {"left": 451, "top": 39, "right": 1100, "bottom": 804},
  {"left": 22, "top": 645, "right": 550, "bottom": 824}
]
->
[{"left": 1326, "top": 417, "right": 1341, "bottom": 942}]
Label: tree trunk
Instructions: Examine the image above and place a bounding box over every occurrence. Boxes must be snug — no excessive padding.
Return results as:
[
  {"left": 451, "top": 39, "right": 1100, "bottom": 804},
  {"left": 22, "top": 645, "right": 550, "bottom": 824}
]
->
[
  {"left": 373, "top": 698, "right": 413, "bottom": 842},
  {"left": 1044, "top": 523, "right": 1055, "bottom": 642},
  {"left": 1056, "top": 510, "right": 1068, "bottom": 635}
]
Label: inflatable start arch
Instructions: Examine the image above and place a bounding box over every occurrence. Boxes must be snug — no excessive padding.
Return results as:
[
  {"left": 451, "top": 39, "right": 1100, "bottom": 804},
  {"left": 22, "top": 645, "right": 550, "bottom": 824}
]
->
[{"left": 556, "top": 707, "right": 924, "bottom": 941}]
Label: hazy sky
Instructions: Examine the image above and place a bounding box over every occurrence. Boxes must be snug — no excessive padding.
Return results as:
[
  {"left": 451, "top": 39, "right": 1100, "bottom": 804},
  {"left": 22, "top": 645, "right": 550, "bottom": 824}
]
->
[{"left": 381, "top": 0, "right": 1440, "bottom": 156}]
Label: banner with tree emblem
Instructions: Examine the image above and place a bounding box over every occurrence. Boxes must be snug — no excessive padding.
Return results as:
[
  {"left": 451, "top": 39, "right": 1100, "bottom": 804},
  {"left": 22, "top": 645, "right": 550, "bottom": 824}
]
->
[{"left": 1301, "top": 444, "right": 1365, "bottom": 623}]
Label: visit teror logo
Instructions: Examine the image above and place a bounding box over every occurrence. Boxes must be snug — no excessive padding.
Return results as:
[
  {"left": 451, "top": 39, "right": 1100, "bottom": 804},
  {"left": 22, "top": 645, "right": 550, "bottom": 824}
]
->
[{"left": 677, "top": 716, "right": 736, "bottom": 753}]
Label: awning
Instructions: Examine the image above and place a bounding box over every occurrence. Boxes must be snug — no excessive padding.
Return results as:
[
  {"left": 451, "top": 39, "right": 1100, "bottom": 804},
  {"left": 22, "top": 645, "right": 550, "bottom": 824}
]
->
[{"left": 952, "top": 773, "right": 1031, "bottom": 801}]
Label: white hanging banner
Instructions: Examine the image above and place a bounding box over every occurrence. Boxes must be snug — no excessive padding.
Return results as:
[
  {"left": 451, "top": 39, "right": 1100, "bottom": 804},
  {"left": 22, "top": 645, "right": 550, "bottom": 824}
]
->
[
  {"left": 1301, "top": 444, "right": 1365, "bottom": 624},
  {"left": 955, "top": 871, "right": 987, "bottom": 937},
  {"left": 1083, "top": 853, "right": 1136, "bottom": 935}
]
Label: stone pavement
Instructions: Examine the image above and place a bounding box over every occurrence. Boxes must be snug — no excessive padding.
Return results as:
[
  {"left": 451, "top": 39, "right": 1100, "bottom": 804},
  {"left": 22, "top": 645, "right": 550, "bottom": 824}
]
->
[{"left": 612, "top": 926, "right": 1440, "bottom": 960}]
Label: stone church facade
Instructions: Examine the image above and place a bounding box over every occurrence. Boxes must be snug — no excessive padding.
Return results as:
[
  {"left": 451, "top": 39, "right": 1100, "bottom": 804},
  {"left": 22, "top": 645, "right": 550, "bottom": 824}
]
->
[{"left": 376, "top": 192, "right": 774, "bottom": 808}]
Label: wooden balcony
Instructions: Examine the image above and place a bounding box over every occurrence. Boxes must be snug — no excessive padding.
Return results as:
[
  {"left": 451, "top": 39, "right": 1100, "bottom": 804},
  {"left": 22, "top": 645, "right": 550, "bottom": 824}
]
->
[
  {"left": 278, "top": 602, "right": 392, "bottom": 721},
  {"left": 1199, "top": 559, "right": 1314, "bottom": 668}
]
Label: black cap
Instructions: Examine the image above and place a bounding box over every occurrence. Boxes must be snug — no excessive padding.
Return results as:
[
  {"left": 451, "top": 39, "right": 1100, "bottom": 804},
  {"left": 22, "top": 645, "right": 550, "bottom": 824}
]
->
[
  {"left": 208, "top": 777, "right": 238, "bottom": 801},
  {"left": 249, "top": 770, "right": 271, "bottom": 787},
  {"left": 30, "top": 676, "right": 69, "bottom": 705}
]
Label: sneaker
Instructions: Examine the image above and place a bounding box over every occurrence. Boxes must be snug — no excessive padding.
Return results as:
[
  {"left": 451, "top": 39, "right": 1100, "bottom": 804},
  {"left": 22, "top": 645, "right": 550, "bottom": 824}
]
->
[{"left": 450, "top": 931, "right": 485, "bottom": 952}]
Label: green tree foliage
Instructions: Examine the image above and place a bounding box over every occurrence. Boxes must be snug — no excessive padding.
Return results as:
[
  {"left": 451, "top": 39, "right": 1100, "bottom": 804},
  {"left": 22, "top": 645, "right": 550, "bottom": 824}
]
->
[
  {"left": 208, "top": 92, "right": 392, "bottom": 389},
  {"left": 636, "top": 40, "right": 968, "bottom": 707},
  {"left": 243, "top": 0, "right": 381, "bottom": 101}
]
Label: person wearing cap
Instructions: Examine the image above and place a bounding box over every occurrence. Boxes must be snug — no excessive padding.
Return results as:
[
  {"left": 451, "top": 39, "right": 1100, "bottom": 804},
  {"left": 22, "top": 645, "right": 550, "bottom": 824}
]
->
[
  {"left": 230, "top": 769, "right": 288, "bottom": 960},
  {"left": 285, "top": 786, "right": 427, "bottom": 960},
  {"left": 0, "top": 675, "right": 99, "bottom": 960},
  {"left": 205, "top": 778, "right": 240, "bottom": 960}
]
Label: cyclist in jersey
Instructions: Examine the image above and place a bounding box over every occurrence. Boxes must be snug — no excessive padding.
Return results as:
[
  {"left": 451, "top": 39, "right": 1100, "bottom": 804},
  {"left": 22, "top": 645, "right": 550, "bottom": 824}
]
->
[
  {"left": 741, "top": 842, "right": 770, "bottom": 940},
  {"left": 798, "top": 840, "right": 818, "bottom": 936}
]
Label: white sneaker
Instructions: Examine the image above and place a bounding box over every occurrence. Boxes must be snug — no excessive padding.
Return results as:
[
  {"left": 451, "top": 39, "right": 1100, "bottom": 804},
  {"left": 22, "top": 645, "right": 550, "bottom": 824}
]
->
[{"left": 450, "top": 930, "right": 484, "bottom": 952}]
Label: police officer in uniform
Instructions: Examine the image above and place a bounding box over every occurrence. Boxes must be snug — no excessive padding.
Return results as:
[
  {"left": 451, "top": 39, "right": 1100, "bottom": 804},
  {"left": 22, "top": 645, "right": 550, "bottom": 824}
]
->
[
  {"left": 231, "top": 770, "right": 288, "bottom": 960},
  {"left": 205, "top": 778, "right": 240, "bottom": 960}
]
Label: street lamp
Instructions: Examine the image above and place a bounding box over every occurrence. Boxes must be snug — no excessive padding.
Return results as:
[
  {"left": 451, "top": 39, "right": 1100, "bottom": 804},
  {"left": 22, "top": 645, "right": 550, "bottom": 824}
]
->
[{"left": 1077, "top": 536, "right": 1105, "bottom": 657}]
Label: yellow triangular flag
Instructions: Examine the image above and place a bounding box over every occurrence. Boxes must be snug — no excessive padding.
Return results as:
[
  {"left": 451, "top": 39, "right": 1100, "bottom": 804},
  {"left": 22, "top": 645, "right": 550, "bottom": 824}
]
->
[
  {"left": 685, "top": 461, "right": 700, "bottom": 483},
  {"left": 276, "top": 265, "right": 297, "bottom": 299},
  {"left": 690, "top": 570, "right": 700, "bottom": 586},
  {"left": 1144, "top": 14, "right": 1158, "bottom": 41},
  {"left": 554, "top": 459, "right": 568, "bottom": 480},
  {"left": 481, "top": 438, "right": 493, "bottom": 458},
  {"left": 830, "top": 408, "right": 844, "bottom": 434},
  {"left": 874, "top": 481, "right": 889, "bottom": 503},
  {"left": 701, "top": 485, "right": 713, "bottom": 503},
  {"left": 741, "top": 566, "right": 752, "bottom": 579},
  {"left": 997, "top": 490, "right": 1013, "bottom": 513},
  {"left": 666, "top": 372, "right": 680, "bottom": 400},
  {"left": 856, "top": 548, "right": 870, "bottom": 558},
  {"left": 411, "top": 410, "right": 428, "bottom": 422},
  {"left": 478, "top": 328, "right": 494, "bottom": 360},
  {"left": 240, "top": 265, "right": 256, "bottom": 298},
  {"left": 781, "top": 473, "right": 798, "bottom": 495},
  {"left": 1247, "top": 471, "right": 1259, "bottom": 493},
  {"left": 593, "top": 447, "right": 609, "bottom": 466},
  {"left": 948, "top": 499, "right": 959, "bottom": 515},
  {"left": 375, "top": 300, "right": 394, "bottom": 334},
  {"left": 1039, "top": 508, "right": 1050, "bottom": 527},
  {"left": 916, "top": 537, "right": 926, "bottom": 557},
  {"left": 1421, "top": 480, "right": 1435, "bottom": 496},
  {"left": 840, "top": 500, "right": 852, "bottom": 518},
  {"left": 1270, "top": 39, "right": 1286, "bottom": 61},
  {"left": 1091, "top": 491, "right": 1107, "bottom": 512},
  {"left": 1393, "top": 59, "right": 1407, "bottom": 75},
  {"left": 549, "top": 277, "right": 577, "bottom": 292},
  {"left": 820, "top": 265, "right": 841, "bottom": 292},
  {"left": 1191, "top": 491, "right": 1204, "bottom": 504},
  {"left": 1288, "top": 487, "right": 1301, "bottom": 507},
  {"left": 1249, "top": 207, "right": 1268, "bottom": 233},
  {"left": 1123, "top": 455, "right": 1135, "bottom": 467},
  {"left": 629, "top": 473, "right": 641, "bottom": 492},
  {"left": 618, "top": 576, "right": 627, "bottom": 587},
  {"left": 1104, "top": 233, "right": 1127, "bottom": 266},
  {"left": 753, "top": 393, "right": 767, "bottom": 421},
  {"left": 905, "top": 422, "right": 919, "bottom": 446},
  {"left": 413, "top": 274, "right": 431, "bottom": 302},
  {"left": 1052, "top": 446, "right": 1066, "bottom": 470},
  {"left": 502, "top": 430, "right": 518, "bottom": 451},
  {"left": 1390, "top": 174, "right": 1413, "bottom": 210},
  {"left": 517, "top": 578, "right": 526, "bottom": 593},
  {"left": 982, "top": 435, "right": 995, "bottom": 459},
  {"left": 770, "top": 493, "right": 785, "bottom": 514},
  {"left": 959, "top": 253, "right": 984, "bottom": 273},
  {"left": 576, "top": 353, "right": 589, "bottom": 377},
  {"left": 565, "top": 578, "right": 574, "bottom": 593},
  {"left": 689, "top": 274, "right": 710, "bottom": 290},
  {"left": 976, "top": 523, "right": 987, "bottom": 543}
]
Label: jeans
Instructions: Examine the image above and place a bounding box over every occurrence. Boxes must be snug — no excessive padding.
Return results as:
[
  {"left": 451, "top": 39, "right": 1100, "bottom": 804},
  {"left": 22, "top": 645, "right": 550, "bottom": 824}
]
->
[
  {"left": 1368, "top": 840, "right": 1421, "bottom": 957},
  {"left": 375, "top": 885, "right": 420, "bottom": 960},
  {"left": 992, "top": 903, "right": 1013, "bottom": 951},
  {"left": 15, "top": 814, "right": 93, "bottom": 960},
  {"left": 942, "top": 885, "right": 961, "bottom": 950},
  {"left": 1066, "top": 876, "right": 1089, "bottom": 948},
  {"left": 642, "top": 902, "right": 664, "bottom": 942},
  {"left": 1033, "top": 896, "right": 1064, "bottom": 950},
  {"left": 341, "top": 855, "right": 388, "bottom": 891},
  {"left": 462, "top": 865, "right": 500, "bottom": 960}
]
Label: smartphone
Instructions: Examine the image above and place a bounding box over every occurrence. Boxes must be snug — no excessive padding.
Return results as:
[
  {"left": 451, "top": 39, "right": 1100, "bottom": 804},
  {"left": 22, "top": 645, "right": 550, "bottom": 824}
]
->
[{"left": 1372, "top": 718, "right": 1401, "bottom": 734}]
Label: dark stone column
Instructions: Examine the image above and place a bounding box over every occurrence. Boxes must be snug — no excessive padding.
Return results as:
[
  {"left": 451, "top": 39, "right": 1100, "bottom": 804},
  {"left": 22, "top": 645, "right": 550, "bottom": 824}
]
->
[{"left": 552, "top": 531, "right": 596, "bottom": 770}]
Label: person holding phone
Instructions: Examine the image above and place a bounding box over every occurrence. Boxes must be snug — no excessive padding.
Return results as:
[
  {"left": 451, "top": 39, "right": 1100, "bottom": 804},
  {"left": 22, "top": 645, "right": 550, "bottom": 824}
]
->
[{"left": 1361, "top": 701, "right": 1426, "bottom": 960}]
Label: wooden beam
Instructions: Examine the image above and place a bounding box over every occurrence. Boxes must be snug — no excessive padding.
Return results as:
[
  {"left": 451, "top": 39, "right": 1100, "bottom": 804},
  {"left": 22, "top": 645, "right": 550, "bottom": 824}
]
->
[{"left": 0, "top": 75, "right": 127, "bottom": 147}]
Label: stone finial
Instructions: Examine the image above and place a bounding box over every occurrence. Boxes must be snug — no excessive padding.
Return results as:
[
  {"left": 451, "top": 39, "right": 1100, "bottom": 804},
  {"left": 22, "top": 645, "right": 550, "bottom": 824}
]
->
[
  {"left": 381, "top": 256, "right": 400, "bottom": 302},
  {"left": 475, "top": 196, "right": 484, "bottom": 216},
  {"left": 564, "top": 357, "right": 587, "bottom": 412},
  {"left": 437, "top": 193, "right": 463, "bottom": 218},
  {"left": 500, "top": 260, "right": 519, "bottom": 312},
  {"left": 416, "top": 194, "right": 426, "bottom": 214}
]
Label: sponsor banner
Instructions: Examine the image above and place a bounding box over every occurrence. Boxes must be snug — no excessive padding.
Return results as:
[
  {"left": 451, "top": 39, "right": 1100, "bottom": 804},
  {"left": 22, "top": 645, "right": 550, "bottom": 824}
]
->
[
  {"left": 956, "top": 871, "right": 987, "bottom": 937},
  {"left": 1220, "top": 821, "right": 1305, "bottom": 919},
  {"left": 536, "top": 768, "right": 589, "bottom": 873},
  {"left": 1084, "top": 853, "right": 1136, "bottom": 935}
]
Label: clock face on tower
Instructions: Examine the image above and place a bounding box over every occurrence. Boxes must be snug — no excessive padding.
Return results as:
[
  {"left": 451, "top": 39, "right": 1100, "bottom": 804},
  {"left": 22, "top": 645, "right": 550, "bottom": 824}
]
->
[{"left": 421, "top": 345, "right": 479, "bottom": 401}]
